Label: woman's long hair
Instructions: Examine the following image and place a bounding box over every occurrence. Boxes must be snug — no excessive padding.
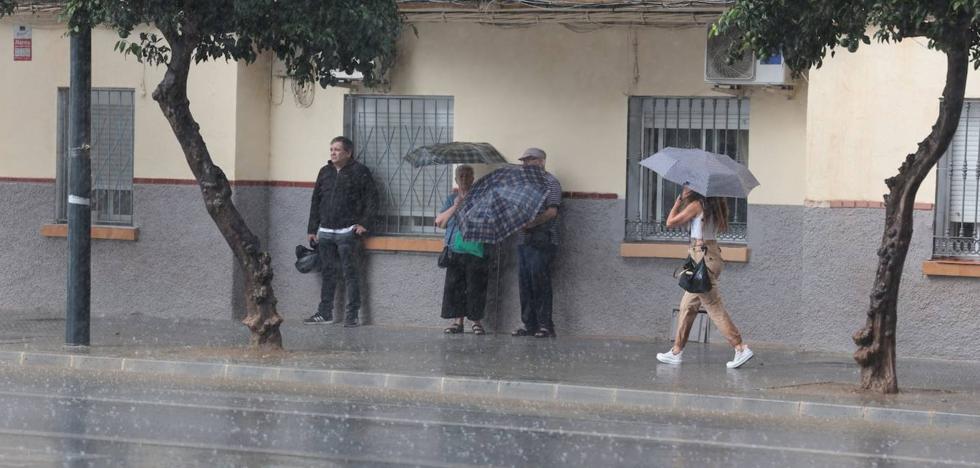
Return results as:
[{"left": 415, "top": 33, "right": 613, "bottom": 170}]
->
[{"left": 679, "top": 190, "right": 730, "bottom": 233}]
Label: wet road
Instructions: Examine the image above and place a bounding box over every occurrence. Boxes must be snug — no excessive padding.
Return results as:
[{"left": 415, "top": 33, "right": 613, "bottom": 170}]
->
[{"left": 0, "top": 366, "right": 977, "bottom": 467}]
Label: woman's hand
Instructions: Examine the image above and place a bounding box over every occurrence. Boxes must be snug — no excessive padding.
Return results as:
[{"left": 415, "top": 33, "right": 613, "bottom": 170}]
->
[{"left": 666, "top": 197, "right": 701, "bottom": 228}]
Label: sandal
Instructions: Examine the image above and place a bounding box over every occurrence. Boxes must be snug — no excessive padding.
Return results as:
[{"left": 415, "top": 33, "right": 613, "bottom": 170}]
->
[
  {"left": 444, "top": 323, "right": 464, "bottom": 334},
  {"left": 533, "top": 328, "right": 555, "bottom": 338},
  {"left": 472, "top": 323, "right": 486, "bottom": 335}
]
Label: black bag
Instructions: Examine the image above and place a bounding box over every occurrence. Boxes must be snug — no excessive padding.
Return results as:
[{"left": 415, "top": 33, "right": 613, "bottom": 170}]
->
[
  {"left": 674, "top": 248, "right": 712, "bottom": 293},
  {"left": 294, "top": 244, "right": 321, "bottom": 273},
  {"left": 437, "top": 247, "right": 453, "bottom": 268}
]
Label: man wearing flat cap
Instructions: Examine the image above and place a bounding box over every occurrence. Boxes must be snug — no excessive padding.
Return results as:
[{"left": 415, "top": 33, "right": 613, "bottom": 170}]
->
[{"left": 512, "top": 147, "right": 562, "bottom": 338}]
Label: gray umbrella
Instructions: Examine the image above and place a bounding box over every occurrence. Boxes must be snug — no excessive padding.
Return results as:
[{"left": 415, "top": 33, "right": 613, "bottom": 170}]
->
[
  {"left": 639, "top": 147, "right": 760, "bottom": 198},
  {"left": 404, "top": 142, "right": 508, "bottom": 167}
]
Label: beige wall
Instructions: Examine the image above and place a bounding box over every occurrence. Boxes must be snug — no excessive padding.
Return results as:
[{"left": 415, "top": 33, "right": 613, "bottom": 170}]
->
[
  {"left": 267, "top": 70, "right": 347, "bottom": 183},
  {"left": 267, "top": 23, "right": 809, "bottom": 205},
  {"left": 234, "top": 55, "right": 272, "bottom": 180},
  {"left": 0, "top": 19, "right": 240, "bottom": 181},
  {"left": 807, "top": 38, "right": 980, "bottom": 203}
]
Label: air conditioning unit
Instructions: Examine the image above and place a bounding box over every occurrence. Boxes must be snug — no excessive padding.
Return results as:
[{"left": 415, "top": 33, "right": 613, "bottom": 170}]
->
[{"left": 705, "top": 28, "right": 788, "bottom": 85}]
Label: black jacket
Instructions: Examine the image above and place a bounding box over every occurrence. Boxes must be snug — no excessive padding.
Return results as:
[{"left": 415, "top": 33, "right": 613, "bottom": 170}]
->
[{"left": 307, "top": 160, "right": 379, "bottom": 233}]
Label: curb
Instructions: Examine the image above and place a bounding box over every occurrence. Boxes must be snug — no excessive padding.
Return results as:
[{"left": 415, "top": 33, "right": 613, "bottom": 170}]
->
[{"left": 2, "top": 350, "right": 977, "bottom": 431}]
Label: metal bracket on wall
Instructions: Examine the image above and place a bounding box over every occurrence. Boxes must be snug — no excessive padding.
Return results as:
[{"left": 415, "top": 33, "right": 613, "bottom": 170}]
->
[{"left": 711, "top": 84, "right": 797, "bottom": 100}]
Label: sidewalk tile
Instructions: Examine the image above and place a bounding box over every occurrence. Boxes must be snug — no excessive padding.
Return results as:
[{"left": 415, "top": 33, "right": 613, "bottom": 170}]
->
[
  {"left": 72, "top": 355, "right": 124, "bottom": 372},
  {"left": 385, "top": 374, "right": 443, "bottom": 392},
  {"left": 736, "top": 397, "right": 801, "bottom": 418},
  {"left": 226, "top": 364, "right": 280, "bottom": 380},
  {"left": 333, "top": 371, "right": 386, "bottom": 388},
  {"left": 123, "top": 359, "right": 225, "bottom": 378},
  {"left": 799, "top": 402, "right": 865, "bottom": 420},
  {"left": 675, "top": 393, "right": 740, "bottom": 413},
  {"left": 499, "top": 381, "right": 556, "bottom": 401},
  {"left": 615, "top": 389, "right": 675, "bottom": 409},
  {"left": 444, "top": 378, "right": 500, "bottom": 396},
  {"left": 22, "top": 353, "right": 71, "bottom": 368},
  {"left": 932, "top": 412, "right": 980, "bottom": 430},
  {"left": 555, "top": 385, "right": 616, "bottom": 404},
  {"left": 278, "top": 367, "right": 333, "bottom": 385},
  {"left": 0, "top": 351, "right": 23, "bottom": 365}
]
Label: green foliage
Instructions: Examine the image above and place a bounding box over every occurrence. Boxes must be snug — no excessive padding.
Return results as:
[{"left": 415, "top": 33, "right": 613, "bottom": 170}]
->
[
  {"left": 716, "top": 0, "right": 980, "bottom": 72},
  {"left": 0, "top": 1, "right": 14, "bottom": 17},
  {"left": 68, "top": 0, "right": 401, "bottom": 88}
]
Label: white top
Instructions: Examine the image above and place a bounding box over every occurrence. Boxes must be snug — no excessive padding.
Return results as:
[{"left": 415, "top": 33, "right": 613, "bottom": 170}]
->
[{"left": 690, "top": 213, "right": 717, "bottom": 241}]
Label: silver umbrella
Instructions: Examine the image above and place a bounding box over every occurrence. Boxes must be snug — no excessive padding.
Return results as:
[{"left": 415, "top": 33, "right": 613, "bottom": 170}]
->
[{"left": 639, "top": 147, "right": 760, "bottom": 198}]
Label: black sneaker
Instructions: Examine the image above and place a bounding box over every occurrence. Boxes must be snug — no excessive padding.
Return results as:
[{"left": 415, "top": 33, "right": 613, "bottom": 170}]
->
[
  {"left": 343, "top": 320, "right": 360, "bottom": 328},
  {"left": 303, "top": 313, "right": 332, "bottom": 324}
]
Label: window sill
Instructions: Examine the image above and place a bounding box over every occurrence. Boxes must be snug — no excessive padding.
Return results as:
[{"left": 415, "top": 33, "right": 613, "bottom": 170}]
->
[
  {"left": 363, "top": 236, "right": 443, "bottom": 253},
  {"left": 40, "top": 224, "right": 139, "bottom": 241},
  {"left": 922, "top": 259, "right": 980, "bottom": 278},
  {"left": 620, "top": 242, "right": 750, "bottom": 263}
]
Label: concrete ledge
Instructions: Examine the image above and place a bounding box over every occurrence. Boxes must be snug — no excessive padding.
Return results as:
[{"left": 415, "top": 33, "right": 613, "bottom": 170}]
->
[
  {"left": 363, "top": 236, "right": 443, "bottom": 253},
  {"left": 41, "top": 223, "right": 140, "bottom": 241},
  {"left": 923, "top": 260, "right": 980, "bottom": 278},
  {"left": 7, "top": 350, "right": 980, "bottom": 431},
  {"left": 620, "top": 242, "right": 750, "bottom": 263}
]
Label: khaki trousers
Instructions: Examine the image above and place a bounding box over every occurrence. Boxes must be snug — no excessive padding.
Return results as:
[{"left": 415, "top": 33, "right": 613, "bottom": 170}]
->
[{"left": 674, "top": 241, "right": 743, "bottom": 349}]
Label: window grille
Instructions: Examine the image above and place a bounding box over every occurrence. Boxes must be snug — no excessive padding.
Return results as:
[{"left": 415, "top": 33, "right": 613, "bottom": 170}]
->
[
  {"left": 625, "top": 96, "right": 750, "bottom": 243},
  {"left": 56, "top": 88, "right": 135, "bottom": 226},
  {"left": 934, "top": 100, "right": 980, "bottom": 258},
  {"left": 345, "top": 95, "right": 454, "bottom": 236}
]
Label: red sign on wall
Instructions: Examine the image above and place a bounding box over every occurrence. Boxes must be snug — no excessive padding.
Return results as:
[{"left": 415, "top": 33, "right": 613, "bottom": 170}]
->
[{"left": 14, "top": 25, "right": 31, "bottom": 61}]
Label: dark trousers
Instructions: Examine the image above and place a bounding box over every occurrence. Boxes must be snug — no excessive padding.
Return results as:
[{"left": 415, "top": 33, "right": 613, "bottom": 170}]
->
[
  {"left": 441, "top": 253, "right": 490, "bottom": 321},
  {"left": 317, "top": 231, "right": 361, "bottom": 322},
  {"left": 518, "top": 243, "right": 556, "bottom": 332}
]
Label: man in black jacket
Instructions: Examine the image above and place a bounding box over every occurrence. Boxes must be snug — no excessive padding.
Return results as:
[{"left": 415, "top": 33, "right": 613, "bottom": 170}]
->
[{"left": 305, "top": 136, "right": 379, "bottom": 327}]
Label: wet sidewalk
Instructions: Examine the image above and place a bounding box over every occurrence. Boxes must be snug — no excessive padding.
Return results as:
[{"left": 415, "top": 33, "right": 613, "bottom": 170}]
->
[{"left": 2, "top": 310, "right": 980, "bottom": 430}]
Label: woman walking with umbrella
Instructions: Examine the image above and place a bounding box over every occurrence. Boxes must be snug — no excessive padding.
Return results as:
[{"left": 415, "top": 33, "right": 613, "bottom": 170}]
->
[
  {"left": 656, "top": 185, "right": 753, "bottom": 368},
  {"left": 640, "top": 147, "right": 757, "bottom": 369}
]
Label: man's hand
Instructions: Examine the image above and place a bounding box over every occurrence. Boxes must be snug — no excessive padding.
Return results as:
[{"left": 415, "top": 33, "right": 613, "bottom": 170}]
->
[
  {"left": 307, "top": 234, "right": 317, "bottom": 247},
  {"left": 354, "top": 225, "right": 368, "bottom": 235}
]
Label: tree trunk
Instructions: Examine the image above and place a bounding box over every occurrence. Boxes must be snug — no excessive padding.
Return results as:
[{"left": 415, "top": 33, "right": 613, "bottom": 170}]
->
[
  {"left": 852, "top": 33, "right": 969, "bottom": 393},
  {"left": 152, "top": 30, "right": 283, "bottom": 348}
]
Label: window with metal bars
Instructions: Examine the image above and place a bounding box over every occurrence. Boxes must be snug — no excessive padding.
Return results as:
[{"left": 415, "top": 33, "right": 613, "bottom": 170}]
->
[
  {"left": 55, "top": 88, "right": 135, "bottom": 226},
  {"left": 344, "top": 95, "right": 454, "bottom": 236},
  {"left": 934, "top": 100, "right": 980, "bottom": 258},
  {"left": 625, "top": 96, "right": 750, "bottom": 243}
]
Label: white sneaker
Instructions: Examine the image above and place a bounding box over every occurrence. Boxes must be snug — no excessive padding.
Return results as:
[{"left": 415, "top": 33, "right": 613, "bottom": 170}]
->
[
  {"left": 656, "top": 349, "right": 683, "bottom": 365},
  {"left": 726, "top": 347, "right": 754, "bottom": 369}
]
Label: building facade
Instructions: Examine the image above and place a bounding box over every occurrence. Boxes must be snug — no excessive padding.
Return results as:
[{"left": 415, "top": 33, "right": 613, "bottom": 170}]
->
[{"left": 2, "top": 4, "right": 979, "bottom": 359}]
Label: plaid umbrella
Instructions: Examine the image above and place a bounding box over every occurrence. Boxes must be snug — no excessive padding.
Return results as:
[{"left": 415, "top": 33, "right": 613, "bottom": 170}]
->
[
  {"left": 456, "top": 164, "right": 549, "bottom": 243},
  {"left": 404, "top": 142, "right": 508, "bottom": 167},
  {"left": 639, "top": 147, "right": 760, "bottom": 198}
]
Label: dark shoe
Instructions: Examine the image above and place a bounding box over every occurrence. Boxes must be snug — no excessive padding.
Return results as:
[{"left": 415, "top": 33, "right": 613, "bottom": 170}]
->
[
  {"left": 444, "top": 323, "right": 464, "bottom": 334},
  {"left": 511, "top": 328, "right": 533, "bottom": 337},
  {"left": 471, "top": 323, "right": 486, "bottom": 335},
  {"left": 343, "top": 321, "right": 360, "bottom": 328},
  {"left": 304, "top": 313, "right": 332, "bottom": 324},
  {"left": 533, "top": 328, "right": 556, "bottom": 338}
]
